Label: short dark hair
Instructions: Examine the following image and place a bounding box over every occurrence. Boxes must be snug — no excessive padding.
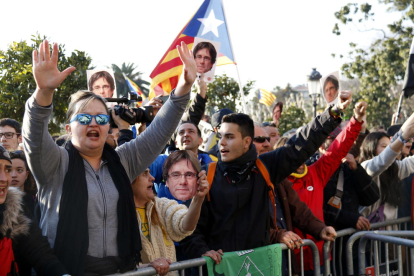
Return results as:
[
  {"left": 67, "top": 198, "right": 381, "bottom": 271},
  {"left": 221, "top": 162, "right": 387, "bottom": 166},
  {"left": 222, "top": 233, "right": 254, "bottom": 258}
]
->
[
  {"left": 262, "top": 122, "right": 276, "bottom": 128},
  {"left": 323, "top": 76, "right": 339, "bottom": 92},
  {"left": 193, "top": 42, "right": 217, "bottom": 65},
  {"left": 88, "top": 71, "right": 115, "bottom": 92},
  {"left": 387, "top": 124, "right": 402, "bottom": 138},
  {"left": 0, "top": 118, "right": 21, "bottom": 134},
  {"left": 178, "top": 121, "right": 201, "bottom": 137},
  {"left": 222, "top": 113, "right": 254, "bottom": 142},
  {"left": 273, "top": 102, "right": 283, "bottom": 113},
  {"left": 10, "top": 150, "right": 37, "bottom": 196},
  {"left": 162, "top": 150, "right": 201, "bottom": 182}
]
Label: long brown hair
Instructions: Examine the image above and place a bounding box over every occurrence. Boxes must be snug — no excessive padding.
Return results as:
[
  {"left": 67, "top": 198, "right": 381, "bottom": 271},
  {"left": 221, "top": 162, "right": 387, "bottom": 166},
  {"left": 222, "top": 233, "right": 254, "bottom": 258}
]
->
[
  {"left": 10, "top": 151, "right": 37, "bottom": 196},
  {"left": 360, "top": 132, "right": 401, "bottom": 207}
]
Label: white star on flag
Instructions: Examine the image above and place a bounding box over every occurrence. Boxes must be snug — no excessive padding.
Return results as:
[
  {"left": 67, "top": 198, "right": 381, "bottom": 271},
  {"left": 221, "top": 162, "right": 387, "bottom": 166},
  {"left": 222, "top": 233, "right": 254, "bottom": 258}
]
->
[{"left": 197, "top": 10, "right": 224, "bottom": 37}]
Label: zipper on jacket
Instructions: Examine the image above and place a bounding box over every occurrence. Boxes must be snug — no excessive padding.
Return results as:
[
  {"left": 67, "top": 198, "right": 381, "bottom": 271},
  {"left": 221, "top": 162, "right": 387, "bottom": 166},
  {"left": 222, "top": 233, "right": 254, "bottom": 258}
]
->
[
  {"left": 84, "top": 160, "right": 109, "bottom": 258},
  {"left": 95, "top": 174, "right": 108, "bottom": 257}
]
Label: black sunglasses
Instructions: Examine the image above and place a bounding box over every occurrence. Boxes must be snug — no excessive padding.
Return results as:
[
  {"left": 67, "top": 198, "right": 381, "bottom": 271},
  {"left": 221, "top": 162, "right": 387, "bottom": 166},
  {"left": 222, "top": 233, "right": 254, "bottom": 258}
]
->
[{"left": 253, "top": 136, "right": 270, "bottom": 143}]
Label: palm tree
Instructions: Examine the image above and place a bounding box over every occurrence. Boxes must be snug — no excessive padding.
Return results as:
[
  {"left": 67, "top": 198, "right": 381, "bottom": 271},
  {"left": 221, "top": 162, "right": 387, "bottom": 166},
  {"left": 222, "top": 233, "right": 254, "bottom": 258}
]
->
[{"left": 112, "top": 62, "right": 150, "bottom": 97}]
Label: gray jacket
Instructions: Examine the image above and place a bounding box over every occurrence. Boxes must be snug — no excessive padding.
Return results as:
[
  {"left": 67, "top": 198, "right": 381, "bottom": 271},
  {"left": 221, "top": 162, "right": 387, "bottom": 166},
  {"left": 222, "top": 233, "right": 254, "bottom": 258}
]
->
[
  {"left": 361, "top": 145, "right": 414, "bottom": 227},
  {"left": 22, "top": 91, "right": 189, "bottom": 258}
]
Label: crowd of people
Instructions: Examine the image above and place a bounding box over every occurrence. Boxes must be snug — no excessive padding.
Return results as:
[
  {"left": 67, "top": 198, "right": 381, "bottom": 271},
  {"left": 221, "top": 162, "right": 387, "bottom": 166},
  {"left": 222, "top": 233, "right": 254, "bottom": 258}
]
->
[{"left": 0, "top": 39, "right": 413, "bottom": 276}]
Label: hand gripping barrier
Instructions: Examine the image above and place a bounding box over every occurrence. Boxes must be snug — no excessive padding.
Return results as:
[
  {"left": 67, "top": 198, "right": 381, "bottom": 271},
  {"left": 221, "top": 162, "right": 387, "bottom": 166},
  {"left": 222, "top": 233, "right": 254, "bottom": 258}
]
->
[{"left": 108, "top": 239, "right": 321, "bottom": 276}]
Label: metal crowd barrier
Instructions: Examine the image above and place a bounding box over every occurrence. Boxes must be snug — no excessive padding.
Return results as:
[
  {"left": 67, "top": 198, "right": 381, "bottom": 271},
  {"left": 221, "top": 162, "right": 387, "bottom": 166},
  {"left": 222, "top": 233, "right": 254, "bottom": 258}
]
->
[
  {"left": 358, "top": 233, "right": 414, "bottom": 276},
  {"left": 109, "top": 239, "right": 321, "bottom": 276},
  {"left": 322, "top": 216, "right": 412, "bottom": 276},
  {"left": 346, "top": 231, "right": 414, "bottom": 276}
]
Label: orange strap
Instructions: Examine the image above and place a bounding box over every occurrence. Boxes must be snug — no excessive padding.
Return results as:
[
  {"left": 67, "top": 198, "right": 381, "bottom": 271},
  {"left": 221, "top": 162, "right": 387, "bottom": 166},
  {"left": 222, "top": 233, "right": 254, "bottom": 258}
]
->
[
  {"left": 256, "top": 159, "right": 277, "bottom": 229},
  {"left": 206, "top": 162, "right": 217, "bottom": 201}
]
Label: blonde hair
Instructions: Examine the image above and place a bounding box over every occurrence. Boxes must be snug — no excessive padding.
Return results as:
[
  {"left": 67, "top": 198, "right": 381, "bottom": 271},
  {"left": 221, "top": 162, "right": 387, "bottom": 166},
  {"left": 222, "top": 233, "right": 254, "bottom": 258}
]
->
[{"left": 66, "top": 90, "right": 108, "bottom": 123}]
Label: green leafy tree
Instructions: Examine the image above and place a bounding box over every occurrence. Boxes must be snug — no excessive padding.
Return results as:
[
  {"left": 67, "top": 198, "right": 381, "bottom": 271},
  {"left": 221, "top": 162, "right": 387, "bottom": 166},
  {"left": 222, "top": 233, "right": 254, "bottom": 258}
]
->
[
  {"left": 0, "top": 34, "right": 92, "bottom": 133},
  {"left": 205, "top": 73, "right": 255, "bottom": 113},
  {"left": 332, "top": 1, "right": 414, "bottom": 128},
  {"left": 278, "top": 105, "right": 308, "bottom": 135}
]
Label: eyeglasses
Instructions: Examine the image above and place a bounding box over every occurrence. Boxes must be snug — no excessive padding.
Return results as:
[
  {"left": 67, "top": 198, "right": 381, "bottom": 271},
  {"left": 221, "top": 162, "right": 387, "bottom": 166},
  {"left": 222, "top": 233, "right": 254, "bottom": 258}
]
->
[
  {"left": 92, "top": 85, "right": 111, "bottom": 91},
  {"left": 168, "top": 172, "right": 197, "bottom": 180},
  {"left": 195, "top": 55, "right": 212, "bottom": 62},
  {"left": 0, "top": 132, "right": 20, "bottom": 139},
  {"left": 70, "top": 114, "right": 110, "bottom": 125},
  {"left": 253, "top": 136, "right": 270, "bottom": 143}
]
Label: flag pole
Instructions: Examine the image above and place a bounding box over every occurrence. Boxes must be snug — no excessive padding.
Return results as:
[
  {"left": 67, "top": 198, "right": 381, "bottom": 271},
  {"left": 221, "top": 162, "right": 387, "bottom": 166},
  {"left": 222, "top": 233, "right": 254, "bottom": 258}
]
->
[
  {"left": 221, "top": 0, "right": 249, "bottom": 114},
  {"left": 394, "top": 90, "right": 404, "bottom": 124}
]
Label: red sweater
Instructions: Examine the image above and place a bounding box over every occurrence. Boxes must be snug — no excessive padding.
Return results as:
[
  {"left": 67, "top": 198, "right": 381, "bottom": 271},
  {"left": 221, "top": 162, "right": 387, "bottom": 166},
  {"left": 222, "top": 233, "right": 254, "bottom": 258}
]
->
[{"left": 288, "top": 116, "right": 362, "bottom": 271}]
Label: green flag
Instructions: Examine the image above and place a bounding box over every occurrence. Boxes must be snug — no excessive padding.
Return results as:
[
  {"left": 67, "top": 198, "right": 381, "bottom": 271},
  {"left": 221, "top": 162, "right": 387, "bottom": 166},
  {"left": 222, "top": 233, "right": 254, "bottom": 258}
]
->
[{"left": 203, "top": 244, "right": 282, "bottom": 276}]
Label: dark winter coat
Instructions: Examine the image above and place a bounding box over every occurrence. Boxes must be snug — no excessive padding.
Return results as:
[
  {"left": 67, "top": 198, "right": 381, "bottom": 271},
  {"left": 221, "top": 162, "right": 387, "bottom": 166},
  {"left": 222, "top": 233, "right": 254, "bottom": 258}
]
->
[
  {"left": 180, "top": 108, "right": 341, "bottom": 259},
  {"left": 0, "top": 188, "right": 67, "bottom": 276}
]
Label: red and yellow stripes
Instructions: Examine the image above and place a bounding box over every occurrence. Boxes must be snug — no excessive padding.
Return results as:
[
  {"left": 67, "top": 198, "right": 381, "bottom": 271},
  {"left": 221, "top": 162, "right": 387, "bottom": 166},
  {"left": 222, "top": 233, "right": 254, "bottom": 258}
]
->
[{"left": 150, "top": 30, "right": 195, "bottom": 98}]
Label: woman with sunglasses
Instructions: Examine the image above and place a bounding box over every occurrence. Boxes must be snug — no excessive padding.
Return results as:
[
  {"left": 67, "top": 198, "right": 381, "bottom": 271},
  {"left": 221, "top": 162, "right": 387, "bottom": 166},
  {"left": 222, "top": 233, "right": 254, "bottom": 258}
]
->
[
  {"left": 9, "top": 151, "right": 37, "bottom": 215},
  {"left": 22, "top": 40, "right": 197, "bottom": 275}
]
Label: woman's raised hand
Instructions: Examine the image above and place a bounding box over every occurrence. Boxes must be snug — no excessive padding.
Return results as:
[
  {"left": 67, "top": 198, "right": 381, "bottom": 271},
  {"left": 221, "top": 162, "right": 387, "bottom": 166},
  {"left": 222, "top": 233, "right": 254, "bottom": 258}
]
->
[
  {"left": 177, "top": 41, "right": 197, "bottom": 86},
  {"left": 33, "top": 40, "right": 75, "bottom": 105},
  {"left": 400, "top": 112, "right": 414, "bottom": 140},
  {"left": 174, "top": 41, "right": 197, "bottom": 96}
]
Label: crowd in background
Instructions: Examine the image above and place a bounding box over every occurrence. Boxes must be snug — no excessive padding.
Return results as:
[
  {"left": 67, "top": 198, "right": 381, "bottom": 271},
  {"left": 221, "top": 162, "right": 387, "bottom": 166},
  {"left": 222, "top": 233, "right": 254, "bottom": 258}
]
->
[{"left": 1, "top": 40, "right": 414, "bottom": 276}]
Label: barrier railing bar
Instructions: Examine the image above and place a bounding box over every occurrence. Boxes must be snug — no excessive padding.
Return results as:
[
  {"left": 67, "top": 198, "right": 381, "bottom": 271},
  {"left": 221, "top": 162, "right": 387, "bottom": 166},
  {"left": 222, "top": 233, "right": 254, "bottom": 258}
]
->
[
  {"left": 288, "top": 247, "right": 292, "bottom": 276},
  {"left": 358, "top": 234, "right": 414, "bottom": 276},
  {"left": 385, "top": 242, "right": 389, "bottom": 276},
  {"left": 410, "top": 248, "right": 414, "bottom": 276},
  {"left": 347, "top": 231, "right": 414, "bottom": 275},
  {"left": 109, "top": 240, "right": 321, "bottom": 276},
  {"left": 398, "top": 245, "right": 403, "bottom": 276},
  {"left": 323, "top": 239, "right": 330, "bottom": 276},
  {"left": 300, "top": 246, "right": 304, "bottom": 276},
  {"left": 323, "top": 216, "right": 411, "bottom": 276},
  {"left": 406, "top": 243, "right": 409, "bottom": 275},
  {"left": 331, "top": 240, "right": 336, "bottom": 276},
  {"left": 338, "top": 236, "right": 343, "bottom": 276},
  {"left": 373, "top": 240, "right": 379, "bottom": 276}
]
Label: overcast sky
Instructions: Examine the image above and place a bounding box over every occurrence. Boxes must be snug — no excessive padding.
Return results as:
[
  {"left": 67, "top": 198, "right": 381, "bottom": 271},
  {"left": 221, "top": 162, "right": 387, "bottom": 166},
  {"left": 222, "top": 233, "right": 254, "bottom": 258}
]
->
[{"left": 1, "top": 0, "right": 403, "bottom": 93}]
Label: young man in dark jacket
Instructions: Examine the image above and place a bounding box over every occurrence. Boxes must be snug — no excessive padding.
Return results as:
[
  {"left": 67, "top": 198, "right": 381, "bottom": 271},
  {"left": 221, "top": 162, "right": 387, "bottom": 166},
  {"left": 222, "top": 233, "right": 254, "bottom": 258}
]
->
[{"left": 180, "top": 94, "right": 352, "bottom": 265}]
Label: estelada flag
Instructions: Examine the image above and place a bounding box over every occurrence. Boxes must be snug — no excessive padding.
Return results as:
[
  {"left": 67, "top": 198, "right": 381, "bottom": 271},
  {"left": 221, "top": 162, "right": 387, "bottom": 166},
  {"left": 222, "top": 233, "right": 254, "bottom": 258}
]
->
[
  {"left": 403, "top": 37, "right": 414, "bottom": 98},
  {"left": 258, "top": 88, "right": 276, "bottom": 107},
  {"left": 149, "top": 0, "right": 235, "bottom": 99},
  {"left": 124, "top": 74, "right": 146, "bottom": 106}
]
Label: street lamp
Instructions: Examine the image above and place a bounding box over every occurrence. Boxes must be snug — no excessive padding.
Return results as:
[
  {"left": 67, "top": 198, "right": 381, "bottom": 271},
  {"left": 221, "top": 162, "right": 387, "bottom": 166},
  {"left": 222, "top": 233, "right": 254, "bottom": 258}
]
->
[{"left": 307, "top": 68, "right": 322, "bottom": 117}]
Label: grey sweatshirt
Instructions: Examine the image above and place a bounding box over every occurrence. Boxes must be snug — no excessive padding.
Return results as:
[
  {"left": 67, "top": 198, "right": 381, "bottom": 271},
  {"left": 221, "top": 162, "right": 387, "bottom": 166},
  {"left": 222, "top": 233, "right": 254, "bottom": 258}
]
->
[
  {"left": 22, "top": 91, "right": 189, "bottom": 258},
  {"left": 361, "top": 145, "right": 414, "bottom": 228}
]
